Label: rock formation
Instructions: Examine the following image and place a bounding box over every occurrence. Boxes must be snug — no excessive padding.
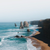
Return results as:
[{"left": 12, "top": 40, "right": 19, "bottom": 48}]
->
[
  {"left": 15, "top": 23, "right": 17, "bottom": 27},
  {"left": 43, "top": 19, "right": 50, "bottom": 38},
  {"left": 14, "top": 35, "right": 19, "bottom": 38},
  {"left": 20, "top": 22, "right": 24, "bottom": 29},
  {"left": 33, "top": 19, "right": 50, "bottom": 46},
  {"left": 23, "top": 21, "right": 29, "bottom": 27},
  {"left": 38, "top": 19, "right": 50, "bottom": 38},
  {"left": 27, "top": 29, "right": 30, "bottom": 32}
]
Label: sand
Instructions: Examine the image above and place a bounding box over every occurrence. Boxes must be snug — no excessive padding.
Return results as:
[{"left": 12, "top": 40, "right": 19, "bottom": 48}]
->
[
  {"left": 26, "top": 31, "right": 50, "bottom": 50},
  {"left": 26, "top": 36, "right": 50, "bottom": 50},
  {"left": 32, "top": 37, "right": 50, "bottom": 50}
]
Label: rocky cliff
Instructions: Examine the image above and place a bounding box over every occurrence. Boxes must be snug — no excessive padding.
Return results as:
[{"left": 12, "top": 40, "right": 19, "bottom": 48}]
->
[
  {"left": 30, "top": 21, "right": 39, "bottom": 25},
  {"left": 32, "top": 19, "right": 50, "bottom": 46}
]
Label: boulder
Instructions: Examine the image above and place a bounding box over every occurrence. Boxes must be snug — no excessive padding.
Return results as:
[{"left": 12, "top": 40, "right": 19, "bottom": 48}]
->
[
  {"left": 21, "top": 35, "right": 24, "bottom": 37},
  {"left": 27, "top": 29, "right": 30, "bottom": 32},
  {"left": 14, "top": 35, "right": 19, "bottom": 38},
  {"left": 23, "top": 21, "right": 29, "bottom": 27}
]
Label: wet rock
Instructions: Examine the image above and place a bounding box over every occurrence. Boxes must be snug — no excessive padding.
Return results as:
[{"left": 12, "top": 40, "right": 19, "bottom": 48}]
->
[
  {"left": 21, "top": 35, "right": 24, "bottom": 37},
  {"left": 15, "top": 23, "right": 17, "bottom": 27},
  {"left": 23, "top": 21, "right": 29, "bottom": 27},
  {"left": 14, "top": 35, "right": 19, "bottom": 38},
  {"left": 20, "top": 26, "right": 24, "bottom": 29},
  {"left": 27, "top": 29, "right": 30, "bottom": 32}
]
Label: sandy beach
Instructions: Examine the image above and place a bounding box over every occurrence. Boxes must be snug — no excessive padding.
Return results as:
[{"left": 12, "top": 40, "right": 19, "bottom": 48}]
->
[
  {"left": 27, "top": 36, "right": 50, "bottom": 50},
  {"left": 26, "top": 31, "right": 50, "bottom": 50}
]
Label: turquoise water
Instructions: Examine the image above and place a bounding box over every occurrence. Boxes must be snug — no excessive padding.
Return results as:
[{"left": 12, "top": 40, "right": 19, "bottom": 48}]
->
[{"left": 0, "top": 22, "right": 35, "bottom": 50}]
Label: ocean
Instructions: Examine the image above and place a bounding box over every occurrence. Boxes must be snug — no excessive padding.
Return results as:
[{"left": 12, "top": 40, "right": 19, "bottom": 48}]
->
[{"left": 0, "top": 22, "right": 38, "bottom": 50}]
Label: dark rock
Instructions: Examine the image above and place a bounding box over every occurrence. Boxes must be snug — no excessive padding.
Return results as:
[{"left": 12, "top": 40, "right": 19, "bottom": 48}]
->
[
  {"left": 42, "top": 19, "right": 50, "bottom": 38},
  {"left": 27, "top": 29, "right": 30, "bottom": 32},
  {"left": 38, "top": 19, "right": 50, "bottom": 38},
  {"left": 32, "top": 19, "right": 50, "bottom": 46},
  {"left": 14, "top": 35, "right": 19, "bottom": 38},
  {"left": 21, "top": 35, "right": 24, "bottom": 37},
  {"left": 15, "top": 23, "right": 17, "bottom": 27},
  {"left": 38, "top": 20, "right": 43, "bottom": 34}
]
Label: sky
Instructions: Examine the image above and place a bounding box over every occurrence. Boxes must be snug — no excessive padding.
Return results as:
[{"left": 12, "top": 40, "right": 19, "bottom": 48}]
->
[{"left": 0, "top": 0, "right": 50, "bottom": 22}]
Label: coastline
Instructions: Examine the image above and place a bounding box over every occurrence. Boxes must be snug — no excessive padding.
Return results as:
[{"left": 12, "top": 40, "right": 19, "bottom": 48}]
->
[
  {"left": 26, "top": 31, "right": 50, "bottom": 50},
  {"left": 27, "top": 38, "right": 37, "bottom": 50}
]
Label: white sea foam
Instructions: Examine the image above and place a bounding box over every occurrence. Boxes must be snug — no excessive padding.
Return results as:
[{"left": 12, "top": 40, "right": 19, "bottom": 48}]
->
[
  {"left": 0, "top": 38, "right": 4, "bottom": 45},
  {"left": 27, "top": 38, "right": 41, "bottom": 50},
  {"left": 0, "top": 32, "right": 18, "bottom": 45},
  {"left": 27, "top": 38, "right": 37, "bottom": 50},
  {"left": 32, "top": 42, "right": 41, "bottom": 50},
  {"left": 30, "top": 30, "right": 37, "bottom": 36},
  {"left": 29, "top": 25, "right": 38, "bottom": 30},
  {"left": 5, "top": 29, "right": 27, "bottom": 32},
  {"left": 0, "top": 29, "right": 19, "bottom": 32}
]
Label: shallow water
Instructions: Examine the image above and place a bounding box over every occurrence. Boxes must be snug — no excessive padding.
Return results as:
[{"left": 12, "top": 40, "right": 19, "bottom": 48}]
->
[{"left": 0, "top": 22, "right": 38, "bottom": 50}]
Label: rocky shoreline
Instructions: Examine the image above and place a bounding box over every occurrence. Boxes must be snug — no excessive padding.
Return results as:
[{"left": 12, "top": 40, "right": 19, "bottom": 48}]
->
[
  {"left": 26, "top": 31, "right": 50, "bottom": 50},
  {"left": 27, "top": 36, "right": 50, "bottom": 50},
  {"left": 27, "top": 19, "right": 50, "bottom": 50},
  {"left": 15, "top": 19, "right": 50, "bottom": 50},
  {"left": 30, "top": 19, "right": 50, "bottom": 46}
]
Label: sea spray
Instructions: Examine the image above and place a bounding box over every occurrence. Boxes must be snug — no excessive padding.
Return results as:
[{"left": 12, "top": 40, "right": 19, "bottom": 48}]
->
[
  {"left": 32, "top": 40, "right": 41, "bottom": 50},
  {"left": 30, "top": 30, "right": 37, "bottom": 36},
  {"left": 0, "top": 32, "right": 18, "bottom": 45},
  {"left": 27, "top": 38, "right": 37, "bottom": 50},
  {"left": 0, "top": 38, "right": 4, "bottom": 45}
]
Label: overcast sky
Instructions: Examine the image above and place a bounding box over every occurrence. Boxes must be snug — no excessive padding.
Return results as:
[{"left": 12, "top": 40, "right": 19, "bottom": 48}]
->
[{"left": 0, "top": 0, "right": 50, "bottom": 22}]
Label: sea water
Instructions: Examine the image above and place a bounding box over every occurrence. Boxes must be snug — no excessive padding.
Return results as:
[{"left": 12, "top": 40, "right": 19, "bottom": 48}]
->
[{"left": 0, "top": 22, "right": 38, "bottom": 50}]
